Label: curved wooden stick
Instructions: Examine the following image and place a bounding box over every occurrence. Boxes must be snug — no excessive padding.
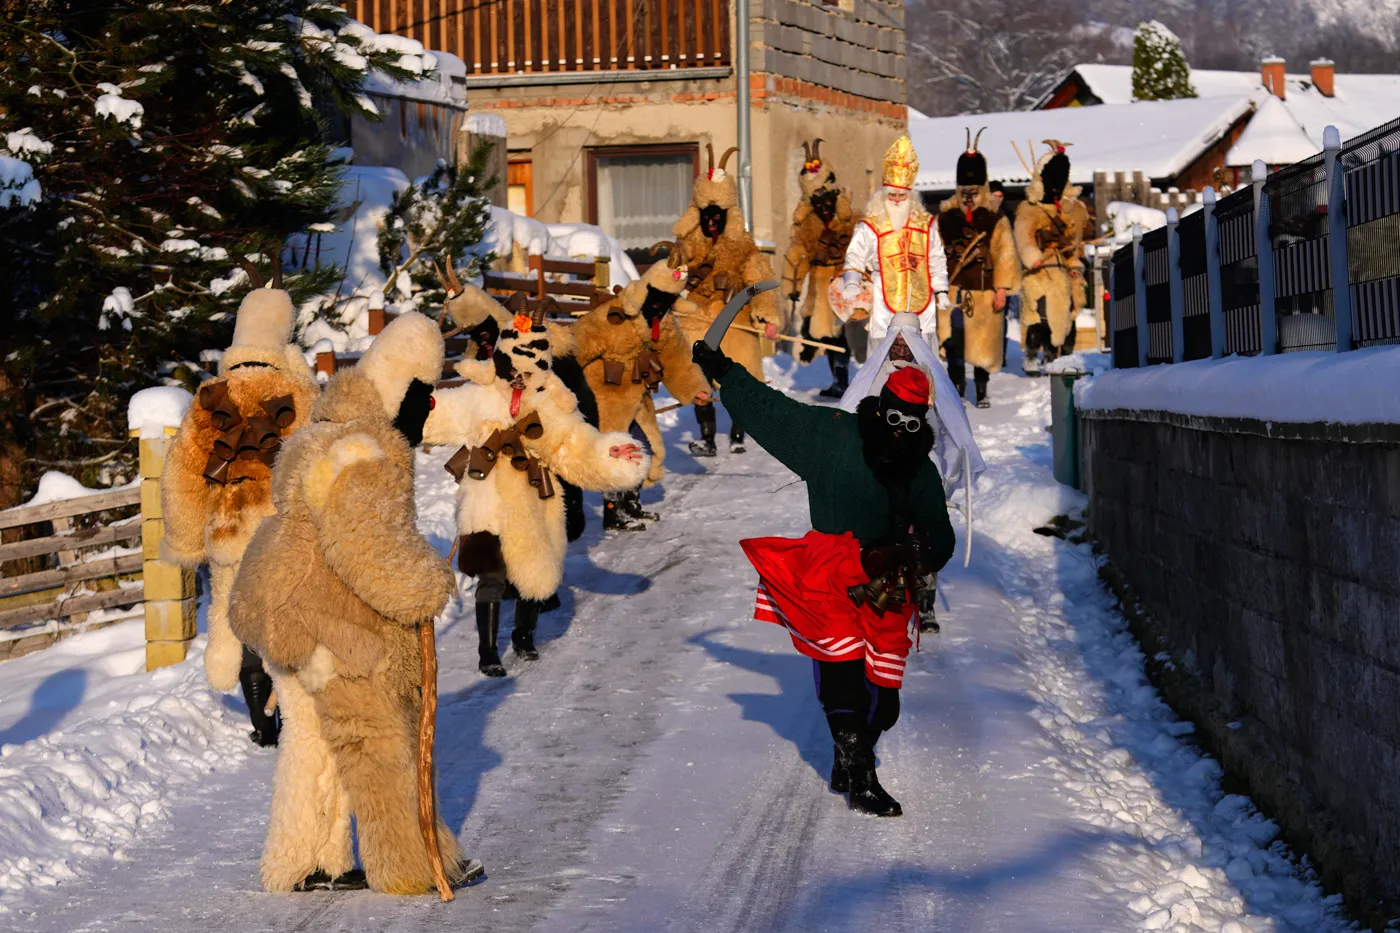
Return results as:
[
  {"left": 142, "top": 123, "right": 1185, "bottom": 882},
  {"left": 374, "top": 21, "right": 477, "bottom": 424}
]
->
[{"left": 417, "top": 621, "right": 454, "bottom": 902}]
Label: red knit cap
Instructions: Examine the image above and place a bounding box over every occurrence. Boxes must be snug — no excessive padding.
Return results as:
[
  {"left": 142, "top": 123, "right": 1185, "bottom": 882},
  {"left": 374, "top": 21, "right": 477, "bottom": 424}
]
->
[{"left": 884, "top": 366, "right": 931, "bottom": 407}]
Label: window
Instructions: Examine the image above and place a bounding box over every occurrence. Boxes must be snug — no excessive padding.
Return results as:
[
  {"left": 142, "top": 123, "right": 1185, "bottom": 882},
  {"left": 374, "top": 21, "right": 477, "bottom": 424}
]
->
[
  {"left": 587, "top": 144, "right": 698, "bottom": 251},
  {"left": 508, "top": 157, "right": 533, "bottom": 217}
]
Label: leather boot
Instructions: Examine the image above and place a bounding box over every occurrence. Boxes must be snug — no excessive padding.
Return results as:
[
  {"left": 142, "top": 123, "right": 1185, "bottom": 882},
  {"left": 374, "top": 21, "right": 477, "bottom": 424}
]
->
[
  {"left": 621, "top": 487, "right": 659, "bottom": 522},
  {"left": 511, "top": 599, "right": 541, "bottom": 661},
  {"left": 819, "top": 352, "right": 849, "bottom": 399},
  {"left": 689, "top": 403, "right": 718, "bottom": 457},
  {"left": 835, "top": 727, "right": 902, "bottom": 817},
  {"left": 729, "top": 425, "right": 746, "bottom": 454},
  {"left": 974, "top": 367, "right": 990, "bottom": 409},
  {"left": 477, "top": 601, "right": 506, "bottom": 677},
  {"left": 604, "top": 492, "right": 646, "bottom": 532},
  {"left": 830, "top": 743, "right": 850, "bottom": 793},
  {"left": 239, "top": 654, "right": 280, "bottom": 748}
]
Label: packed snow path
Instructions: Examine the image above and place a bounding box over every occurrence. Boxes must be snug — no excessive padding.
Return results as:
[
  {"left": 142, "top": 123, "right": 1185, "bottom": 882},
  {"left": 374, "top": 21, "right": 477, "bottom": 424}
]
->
[{"left": 1, "top": 362, "right": 1353, "bottom": 932}]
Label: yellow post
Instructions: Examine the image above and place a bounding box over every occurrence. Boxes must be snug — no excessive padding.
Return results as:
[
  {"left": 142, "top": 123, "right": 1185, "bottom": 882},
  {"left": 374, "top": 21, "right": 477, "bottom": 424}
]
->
[{"left": 134, "top": 426, "right": 197, "bottom": 671}]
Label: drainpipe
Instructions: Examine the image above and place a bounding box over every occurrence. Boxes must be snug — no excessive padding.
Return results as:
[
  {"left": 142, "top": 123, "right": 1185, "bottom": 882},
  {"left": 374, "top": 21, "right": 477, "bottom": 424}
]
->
[{"left": 736, "top": 0, "right": 753, "bottom": 231}]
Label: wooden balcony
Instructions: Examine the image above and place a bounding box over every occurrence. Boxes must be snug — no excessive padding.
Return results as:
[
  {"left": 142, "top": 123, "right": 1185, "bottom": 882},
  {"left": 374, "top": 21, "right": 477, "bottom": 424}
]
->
[{"left": 345, "top": 0, "right": 732, "bottom": 77}]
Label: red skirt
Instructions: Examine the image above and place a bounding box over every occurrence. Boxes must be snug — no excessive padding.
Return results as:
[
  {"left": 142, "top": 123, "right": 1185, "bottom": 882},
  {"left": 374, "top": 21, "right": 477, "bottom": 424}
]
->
[{"left": 741, "top": 531, "right": 914, "bottom": 688}]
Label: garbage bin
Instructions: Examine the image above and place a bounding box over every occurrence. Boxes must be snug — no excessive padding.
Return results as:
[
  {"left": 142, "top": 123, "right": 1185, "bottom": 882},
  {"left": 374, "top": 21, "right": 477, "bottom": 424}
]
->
[{"left": 1050, "top": 372, "right": 1083, "bottom": 490}]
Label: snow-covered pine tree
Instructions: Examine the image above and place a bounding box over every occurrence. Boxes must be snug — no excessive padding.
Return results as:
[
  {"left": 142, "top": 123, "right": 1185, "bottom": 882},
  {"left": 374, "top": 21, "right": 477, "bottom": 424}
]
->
[
  {"left": 0, "top": 2, "right": 434, "bottom": 504},
  {"left": 377, "top": 144, "right": 497, "bottom": 315},
  {"left": 1131, "top": 21, "right": 1198, "bottom": 101}
]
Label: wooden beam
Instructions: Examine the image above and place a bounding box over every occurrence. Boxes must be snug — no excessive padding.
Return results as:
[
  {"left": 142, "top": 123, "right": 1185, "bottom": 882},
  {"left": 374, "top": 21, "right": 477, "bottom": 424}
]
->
[
  {"left": 1, "top": 553, "right": 144, "bottom": 598},
  {"left": 0, "top": 522, "right": 141, "bottom": 564},
  {"left": 0, "top": 586, "right": 146, "bottom": 631},
  {"left": 0, "top": 487, "right": 141, "bottom": 531}
]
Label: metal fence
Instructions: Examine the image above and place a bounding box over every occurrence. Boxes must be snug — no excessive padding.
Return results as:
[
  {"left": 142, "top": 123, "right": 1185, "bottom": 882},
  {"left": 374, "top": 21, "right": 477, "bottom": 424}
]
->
[{"left": 1110, "top": 117, "right": 1400, "bottom": 367}]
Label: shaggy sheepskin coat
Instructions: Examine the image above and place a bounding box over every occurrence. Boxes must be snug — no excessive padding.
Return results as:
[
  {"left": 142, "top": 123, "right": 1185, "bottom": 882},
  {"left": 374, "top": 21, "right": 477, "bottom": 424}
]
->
[
  {"left": 423, "top": 347, "right": 651, "bottom": 602},
  {"left": 564, "top": 270, "right": 709, "bottom": 487},
  {"left": 1014, "top": 162, "right": 1090, "bottom": 348},
  {"left": 230, "top": 357, "right": 465, "bottom": 895},
  {"left": 781, "top": 184, "right": 855, "bottom": 342},
  {"left": 936, "top": 186, "right": 1021, "bottom": 371},
  {"left": 671, "top": 172, "right": 778, "bottom": 381},
  {"left": 160, "top": 345, "right": 317, "bottom": 691}
]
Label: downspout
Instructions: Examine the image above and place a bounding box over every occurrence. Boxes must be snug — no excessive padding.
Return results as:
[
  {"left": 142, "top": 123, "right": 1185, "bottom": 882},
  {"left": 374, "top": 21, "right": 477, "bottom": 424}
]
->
[{"left": 736, "top": 0, "right": 753, "bottom": 231}]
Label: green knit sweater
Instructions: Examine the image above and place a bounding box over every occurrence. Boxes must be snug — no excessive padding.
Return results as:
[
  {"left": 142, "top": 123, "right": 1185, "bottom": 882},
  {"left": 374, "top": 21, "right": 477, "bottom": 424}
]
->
[{"left": 718, "top": 366, "right": 956, "bottom": 564}]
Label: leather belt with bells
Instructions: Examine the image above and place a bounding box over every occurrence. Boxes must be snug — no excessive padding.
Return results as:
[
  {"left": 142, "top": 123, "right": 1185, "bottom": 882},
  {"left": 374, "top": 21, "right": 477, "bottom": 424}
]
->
[
  {"left": 443, "top": 409, "right": 556, "bottom": 500},
  {"left": 198, "top": 382, "right": 296, "bottom": 484}
]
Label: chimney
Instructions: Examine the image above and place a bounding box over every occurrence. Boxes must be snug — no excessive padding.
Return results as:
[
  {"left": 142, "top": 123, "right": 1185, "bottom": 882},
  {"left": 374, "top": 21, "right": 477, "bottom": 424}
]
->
[
  {"left": 1261, "top": 56, "right": 1287, "bottom": 100},
  {"left": 1311, "top": 58, "right": 1335, "bottom": 97}
]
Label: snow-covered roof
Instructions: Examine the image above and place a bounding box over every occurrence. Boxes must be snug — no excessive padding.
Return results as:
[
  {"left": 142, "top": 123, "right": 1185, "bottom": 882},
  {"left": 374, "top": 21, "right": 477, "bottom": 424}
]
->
[
  {"left": 1225, "top": 95, "right": 1319, "bottom": 167},
  {"left": 909, "top": 95, "right": 1253, "bottom": 190},
  {"left": 1053, "top": 63, "right": 1400, "bottom": 151},
  {"left": 362, "top": 49, "right": 469, "bottom": 108},
  {"left": 907, "top": 105, "right": 930, "bottom": 121}
]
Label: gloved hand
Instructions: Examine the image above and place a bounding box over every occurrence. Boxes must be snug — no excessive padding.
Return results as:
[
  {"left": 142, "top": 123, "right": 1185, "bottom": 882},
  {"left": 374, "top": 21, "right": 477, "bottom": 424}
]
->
[
  {"left": 842, "top": 271, "right": 862, "bottom": 301},
  {"left": 692, "top": 340, "right": 733, "bottom": 382},
  {"left": 935, "top": 291, "right": 952, "bottom": 312}
]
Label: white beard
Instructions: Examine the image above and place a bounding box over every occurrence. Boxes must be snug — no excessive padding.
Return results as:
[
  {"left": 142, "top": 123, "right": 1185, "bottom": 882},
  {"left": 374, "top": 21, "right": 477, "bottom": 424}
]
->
[{"left": 884, "top": 192, "right": 912, "bottom": 230}]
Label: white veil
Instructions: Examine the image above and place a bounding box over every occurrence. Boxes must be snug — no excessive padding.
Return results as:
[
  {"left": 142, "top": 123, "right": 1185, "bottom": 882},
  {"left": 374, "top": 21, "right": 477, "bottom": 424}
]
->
[{"left": 838, "top": 313, "right": 985, "bottom": 564}]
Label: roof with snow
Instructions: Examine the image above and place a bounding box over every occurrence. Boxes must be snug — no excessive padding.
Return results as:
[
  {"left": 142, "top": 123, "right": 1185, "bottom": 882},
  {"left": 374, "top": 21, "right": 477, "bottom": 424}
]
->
[
  {"left": 908, "top": 96, "right": 1253, "bottom": 190},
  {"left": 1224, "top": 95, "right": 1319, "bottom": 167},
  {"left": 1042, "top": 63, "right": 1400, "bottom": 153}
]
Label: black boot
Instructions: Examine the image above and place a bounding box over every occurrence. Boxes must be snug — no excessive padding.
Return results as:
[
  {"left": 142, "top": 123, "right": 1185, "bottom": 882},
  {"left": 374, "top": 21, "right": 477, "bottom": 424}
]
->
[
  {"left": 476, "top": 601, "right": 506, "bottom": 677},
  {"left": 511, "top": 599, "right": 541, "bottom": 661},
  {"left": 604, "top": 492, "right": 646, "bottom": 532},
  {"left": 294, "top": 868, "right": 369, "bottom": 892},
  {"left": 830, "top": 743, "right": 850, "bottom": 793},
  {"left": 974, "top": 367, "right": 990, "bottom": 409},
  {"left": 621, "top": 487, "right": 659, "bottom": 522},
  {"left": 239, "top": 648, "right": 280, "bottom": 748},
  {"left": 689, "top": 404, "right": 718, "bottom": 457},
  {"left": 819, "top": 352, "right": 849, "bottom": 399},
  {"left": 562, "top": 480, "right": 586, "bottom": 543},
  {"left": 729, "top": 425, "right": 746, "bottom": 454},
  {"left": 835, "top": 727, "right": 902, "bottom": 817}
]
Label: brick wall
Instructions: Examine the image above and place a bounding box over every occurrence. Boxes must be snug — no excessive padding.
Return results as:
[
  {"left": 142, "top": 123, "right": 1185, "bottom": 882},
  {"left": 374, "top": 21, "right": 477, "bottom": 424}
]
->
[
  {"left": 1082, "top": 410, "right": 1400, "bottom": 921},
  {"left": 752, "top": 0, "right": 904, "bottom": 106}
]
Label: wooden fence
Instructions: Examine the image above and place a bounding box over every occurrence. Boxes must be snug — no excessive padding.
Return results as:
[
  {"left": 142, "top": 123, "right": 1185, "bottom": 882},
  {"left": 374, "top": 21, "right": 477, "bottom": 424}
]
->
[
  {"left": 343, "top": 0, "right": 731, "bottom": 76},
  {"left": 0, "top": 428, "right": 196, "bottom": 667}
]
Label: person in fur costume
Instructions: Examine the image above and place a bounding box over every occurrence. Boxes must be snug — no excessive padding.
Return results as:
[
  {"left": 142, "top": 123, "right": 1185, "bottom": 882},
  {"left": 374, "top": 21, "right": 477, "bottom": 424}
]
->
[
  {"left": 781, "top": 139, "right": 857, "bottom": 399},
  {"left": 445, "top": 284, "right": 595, "bottom": 545},
  {"left": 566, "top": 254, "right": 711, "bottom": 531},
  {"left": 841, "top": 136, "right": 951, "bottom": 346},
  {"left": 423, "top": 305, "right": 650, "bottom": 676},
  {"left": 229, "top": 311, "right": 481, "bottom": 895},
  {"left": 671, "top": 143, "right": 780, "bottom": 456},
  {"left": 935, "top": 129, "right": 1021, "bottom": 408},
  {"left": 1014, "top": 140, "right": 1090, "bottom": 374},
  {"left": 160, "top": 287, "right": 319, "bottom": 747}
]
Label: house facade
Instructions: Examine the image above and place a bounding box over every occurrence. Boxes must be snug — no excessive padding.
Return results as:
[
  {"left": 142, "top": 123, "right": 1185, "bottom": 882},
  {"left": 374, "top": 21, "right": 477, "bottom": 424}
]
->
[{"left": 342, "top": 0, "right": 908, "bottom": 263}]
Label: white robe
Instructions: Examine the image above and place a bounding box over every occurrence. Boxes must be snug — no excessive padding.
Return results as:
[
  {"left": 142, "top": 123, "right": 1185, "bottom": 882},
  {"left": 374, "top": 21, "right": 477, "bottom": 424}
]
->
[{"left": 842, "top": 210, "right": 950, "bottom": 346}]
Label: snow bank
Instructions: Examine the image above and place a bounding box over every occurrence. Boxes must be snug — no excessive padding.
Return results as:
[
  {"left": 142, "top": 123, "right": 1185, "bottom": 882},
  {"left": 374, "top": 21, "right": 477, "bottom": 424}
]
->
[
  {"left": 0, "top": 619, "right": 250, "bottom": 913},
  {"left": 483, "top": 208, "right": 638, "bottom": 283},
  {"left": 1106, "top": 201, "right": 1168, "bottom": 241},
  {"left": 0, "top": 156, "right": 39, "bottom": 209},
  {"left": 1076, "top": 346, "right": 1400, "bottom": 424},
  {"left": 125, "top": 387, "right": 192, "bottom": 438}
]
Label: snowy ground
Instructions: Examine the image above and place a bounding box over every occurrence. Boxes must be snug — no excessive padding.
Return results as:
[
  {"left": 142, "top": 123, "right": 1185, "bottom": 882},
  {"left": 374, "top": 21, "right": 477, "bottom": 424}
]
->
[{"left": 0, "top": 352, "right": 1357, "bottom": 932}]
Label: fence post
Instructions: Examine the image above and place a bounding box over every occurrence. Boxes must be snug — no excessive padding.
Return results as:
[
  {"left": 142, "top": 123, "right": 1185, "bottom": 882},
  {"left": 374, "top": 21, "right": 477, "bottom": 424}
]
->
[
  {"left": 1203, "top": 187, "right": 1226, "bottom": 358},
  {"left": 1323, "top": 125, "right": 1353, "bottom": 352},
  {"left": 1133, "top": 225, "right": 1149, "bottom": 367},
  {"left": 1167, "top": 207, "right": 1185, "bottom": 363},
  {"left": 1252, "top": 159, "right": 1278, "bottom": 355},
  {"left": 133, "top": 427, "right": 197, "bottom": 671}
]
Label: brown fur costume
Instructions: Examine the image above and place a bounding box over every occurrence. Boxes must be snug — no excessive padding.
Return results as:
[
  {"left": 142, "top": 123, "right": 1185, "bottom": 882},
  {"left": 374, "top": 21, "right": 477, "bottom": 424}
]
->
[
  {"left": 671, "top": 145, "right": 778, "bottom": 380},
  {"left": 1015, "top": 144, "right": 1089, "bottom": 350},
  {"left": 781, "top": 145, "right": 855, "bottom": 345},
  {"left": 566, "top": 261, "right": 710, "bottom": 486},
  {"left": 229, "top": 312, "right": 469, "bottom": 895},
  {"left": 936, "top": 187, "right": 1021, "bottom": 372},
  {"left": 160, "top": 289, "right": 318, "bottom": 692},
  {"left": 422, "top": 316, "right": 651, "bottom": 601}
]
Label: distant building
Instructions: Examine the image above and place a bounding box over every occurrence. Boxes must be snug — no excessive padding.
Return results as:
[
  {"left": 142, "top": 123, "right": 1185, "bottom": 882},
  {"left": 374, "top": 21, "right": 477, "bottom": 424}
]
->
[{"left": 342, "top": 1, "right": 907, "bottom": 264}]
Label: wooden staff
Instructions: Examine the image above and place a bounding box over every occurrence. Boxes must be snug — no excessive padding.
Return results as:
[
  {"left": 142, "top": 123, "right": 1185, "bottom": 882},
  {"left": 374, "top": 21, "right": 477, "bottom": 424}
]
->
[
  {"left": 417, "top": 620, "right": 454, "bottom": 902},
  {"left": 726, "top": 322, "right": 843, "bottom": 354}
]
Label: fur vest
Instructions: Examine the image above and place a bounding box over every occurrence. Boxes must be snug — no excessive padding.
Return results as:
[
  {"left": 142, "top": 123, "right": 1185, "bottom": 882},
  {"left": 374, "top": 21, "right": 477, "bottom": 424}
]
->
[{"left": 936, "top": 188, "right": 1020, "bottom": 294}]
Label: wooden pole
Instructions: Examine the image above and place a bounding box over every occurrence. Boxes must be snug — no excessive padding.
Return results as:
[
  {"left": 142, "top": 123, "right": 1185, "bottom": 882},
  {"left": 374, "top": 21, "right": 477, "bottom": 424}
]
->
[{"left": 417, "top": 620, "right": 454, "bottom": 902}]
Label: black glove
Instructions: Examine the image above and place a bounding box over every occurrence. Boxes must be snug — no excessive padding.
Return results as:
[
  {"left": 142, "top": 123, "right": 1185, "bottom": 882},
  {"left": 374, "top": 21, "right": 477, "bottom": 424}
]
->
[{"left": 692, "top": 340, "right": 733, "bottom": 382}]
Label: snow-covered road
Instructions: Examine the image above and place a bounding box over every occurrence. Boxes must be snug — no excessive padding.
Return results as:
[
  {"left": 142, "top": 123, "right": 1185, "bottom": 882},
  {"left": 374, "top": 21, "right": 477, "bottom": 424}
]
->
[{"left": 0, "top": 359, "right": 1355, "bottom": 932}]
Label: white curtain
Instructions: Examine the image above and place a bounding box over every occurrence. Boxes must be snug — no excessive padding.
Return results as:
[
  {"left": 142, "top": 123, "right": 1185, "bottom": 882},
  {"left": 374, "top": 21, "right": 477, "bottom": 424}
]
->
[{"left": 595, "top": 152, "right": 693, "bottom": 250}]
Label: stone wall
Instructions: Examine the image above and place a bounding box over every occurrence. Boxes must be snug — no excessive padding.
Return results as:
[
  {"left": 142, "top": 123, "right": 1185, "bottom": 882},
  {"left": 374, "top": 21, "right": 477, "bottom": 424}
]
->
[
  {"left": 752, "top": 0, "right": 905, "bottom": 105},
  {"left": 1081, "top": 409, "right": 1400, "bottom": 923}
]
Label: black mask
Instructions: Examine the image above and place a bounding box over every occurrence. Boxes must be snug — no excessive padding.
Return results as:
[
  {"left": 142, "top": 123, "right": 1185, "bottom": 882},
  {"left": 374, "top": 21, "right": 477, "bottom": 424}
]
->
[
  {"left": 811, "top": 188, "right": 839, "bottom": 224},
  {"left": 492, "top": 349, "right": 514, "bottom": 382},
  {"left": 470, "top": 316, "right": 500, "bottom": 361},
  {"left": 856, "top": 395, "right": 933, "bottom": 488},
  {"left": 1041, "top": 153, "right": 1070, "bottom": 203},
  {"left": 392, "top": 378, "right": 435, "bottom": 447},
  {"left": 700, "top": 204, "right": 727, "bottom": 238},
  {"left": 640, "top": 285, "right": 678, "bottom": 325}
]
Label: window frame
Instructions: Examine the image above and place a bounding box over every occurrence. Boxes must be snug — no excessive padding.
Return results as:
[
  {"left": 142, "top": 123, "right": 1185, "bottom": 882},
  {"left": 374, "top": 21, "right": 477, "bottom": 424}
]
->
[{"left": 585, "top": 143, "right": 701, "bottom": 233}]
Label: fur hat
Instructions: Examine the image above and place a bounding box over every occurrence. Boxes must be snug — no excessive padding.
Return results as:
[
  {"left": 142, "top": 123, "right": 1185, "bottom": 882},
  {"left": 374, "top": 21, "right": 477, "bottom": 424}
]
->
[
  {"left": 619, "top": 259, "right": 692, "bottom": 318},
  {"left": 356, "top": 311, "right": 445, "bottom": 418},
  {"left": 488, "top": 306, "right": 555, "bottom": 391},
  {"left": 1026, "top": 140, "right": 1079, "bottom": 205},
  {"left": 691, "top": 142, "right": 740, "bottom": 211},
  {"left": 956, "top": 127, "right": 988, "bottom": 188},
  {"left": 223, "top": 288, "right": 297, "bottom": 372},
  {"left": 799, "top": 139, "right": 836, "bottom": 198},
  {"left": 444, "top": 283, "right": 510, "bottom": 331}
]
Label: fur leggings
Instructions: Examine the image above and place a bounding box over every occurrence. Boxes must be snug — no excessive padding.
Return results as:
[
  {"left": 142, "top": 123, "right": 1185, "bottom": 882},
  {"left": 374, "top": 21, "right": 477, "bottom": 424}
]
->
[{"left": 260, "top": 666, "right": 466, "bottom": 894}]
